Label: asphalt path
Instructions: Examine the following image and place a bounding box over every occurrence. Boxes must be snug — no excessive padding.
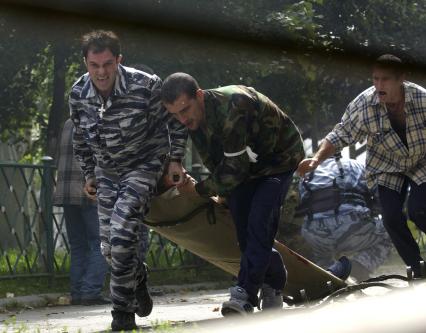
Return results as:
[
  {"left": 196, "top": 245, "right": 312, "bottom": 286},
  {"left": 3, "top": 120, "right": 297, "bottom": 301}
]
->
[
  {"left": 0, "top": 255, "right": 418, "bottom": 333},
  {"left": 0, "top": 286, "right": 230, "bottom": 332}
]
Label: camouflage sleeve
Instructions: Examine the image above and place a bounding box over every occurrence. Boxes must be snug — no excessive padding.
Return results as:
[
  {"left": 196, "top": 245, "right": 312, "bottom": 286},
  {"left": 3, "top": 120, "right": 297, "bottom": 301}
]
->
[
  {"left": 149, "top": 76, "right": 188, "bottom": 161},
  {"left": 69, "top": 96, "right": 96, "bottom": 181},
  {"left": 195, "top": 94, "right": 255, "bottom": 197}
]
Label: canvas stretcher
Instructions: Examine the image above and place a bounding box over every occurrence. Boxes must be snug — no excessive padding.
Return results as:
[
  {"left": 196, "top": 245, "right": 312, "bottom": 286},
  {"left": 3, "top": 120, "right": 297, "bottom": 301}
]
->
[{"left": 144, "top": 187, "right": 347, "bottom": 302}]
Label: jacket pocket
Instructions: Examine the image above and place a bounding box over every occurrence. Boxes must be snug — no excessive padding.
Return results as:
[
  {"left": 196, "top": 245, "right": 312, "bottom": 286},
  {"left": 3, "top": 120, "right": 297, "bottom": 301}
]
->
[{"left": 118, "top": 112, "right": 148, "bottom": 147}]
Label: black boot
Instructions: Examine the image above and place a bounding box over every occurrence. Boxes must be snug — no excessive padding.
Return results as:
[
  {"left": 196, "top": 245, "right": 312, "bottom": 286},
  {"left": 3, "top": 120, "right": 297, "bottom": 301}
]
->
[
  {"left": 135, "top": 263, "right": 153, "bottom": 317},
  {"left": 111, "top": 310, "right": 137, "bottom": 331}
]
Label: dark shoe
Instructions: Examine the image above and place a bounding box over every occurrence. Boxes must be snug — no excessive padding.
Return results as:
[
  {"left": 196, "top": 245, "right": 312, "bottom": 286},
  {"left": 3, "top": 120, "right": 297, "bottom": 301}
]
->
[
  {"left": 327, "top": 256, "right": 352, "bottom": 280},
  {"left": 135, "top": 263, "right": 153, "bottom": 317},
  {"left": 221, "top": 286, "right": 254, "bottom": 317},
  {"left": 81, "top": 296, "right": 111, "bottom": 306},
  {"left": 259, "top": 284, "right": 283, "bottom": 310},
  {"left": 111, "top": 310, "right": 137, "bottom": 331}
]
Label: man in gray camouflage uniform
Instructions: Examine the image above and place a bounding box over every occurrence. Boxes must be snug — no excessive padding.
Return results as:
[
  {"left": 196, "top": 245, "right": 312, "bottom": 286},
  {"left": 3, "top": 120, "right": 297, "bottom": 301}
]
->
[
  {"left": 70, "top": 30, "right": 187, "bottom": 331},
  {"left": 161, "top": 73, "right": 305, "bottom": 316}
]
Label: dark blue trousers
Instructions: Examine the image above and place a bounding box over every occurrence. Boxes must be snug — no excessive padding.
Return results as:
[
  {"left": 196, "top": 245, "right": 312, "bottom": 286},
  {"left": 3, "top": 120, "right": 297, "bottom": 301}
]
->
[
  {"left": 227, "top": 171, "right": 294, "bottom": 304},
  {"left": 378, "top": 178, "right": 426, "bottom": 276}
]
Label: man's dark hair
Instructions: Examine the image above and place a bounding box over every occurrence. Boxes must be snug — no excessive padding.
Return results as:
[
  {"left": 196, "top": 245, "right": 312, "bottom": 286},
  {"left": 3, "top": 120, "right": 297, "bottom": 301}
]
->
[
  {"left": 81, "top": 30, "right": 121, "bottom": 59},
  {"left": 161, "top": 72, "right": 199, "bottom": 104},
  {"left": 373, "top": 54, "right": 405, "bottom": 77}
]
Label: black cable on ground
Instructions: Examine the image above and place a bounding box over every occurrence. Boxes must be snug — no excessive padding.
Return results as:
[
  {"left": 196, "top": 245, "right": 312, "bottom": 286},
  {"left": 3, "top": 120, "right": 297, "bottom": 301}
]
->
[
  {"left": 361, "top": 274, "right": 408, "bottom": 283},
  {"left": 285, "top": 273, "right": 419, "bottom": 310}
]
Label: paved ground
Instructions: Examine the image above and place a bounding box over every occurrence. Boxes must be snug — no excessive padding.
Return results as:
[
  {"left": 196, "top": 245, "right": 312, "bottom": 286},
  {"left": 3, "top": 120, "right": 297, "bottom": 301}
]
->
[
  {"left": 2, "top": 278, "right": 424, "bottom": 333},
  {"left": 0, "top": 284, "right": 230, "bottom": 332},
  {"left": 0, "top": 254, "right": 417, "bottom": 333}
]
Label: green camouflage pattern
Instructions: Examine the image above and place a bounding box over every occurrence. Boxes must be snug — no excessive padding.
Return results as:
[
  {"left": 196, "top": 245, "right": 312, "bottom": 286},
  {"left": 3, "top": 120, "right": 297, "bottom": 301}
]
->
[
  {"left": 192, "top": 85, "right": 305, "bottom": 197},
  {"left": 276, "top": 177, "right": 313, "bottom": 259}
]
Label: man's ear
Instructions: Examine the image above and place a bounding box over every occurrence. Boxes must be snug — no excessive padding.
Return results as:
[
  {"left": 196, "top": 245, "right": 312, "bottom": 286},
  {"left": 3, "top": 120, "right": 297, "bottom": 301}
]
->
[
  {"left": 117, "top": 54, "right": 123, "bottom": 64},
  {"left": 196, "top": 88, "right": 204, "bottom": 102},
  {"left": 83, "top": 57, "right": 87, "bottom": 67}
]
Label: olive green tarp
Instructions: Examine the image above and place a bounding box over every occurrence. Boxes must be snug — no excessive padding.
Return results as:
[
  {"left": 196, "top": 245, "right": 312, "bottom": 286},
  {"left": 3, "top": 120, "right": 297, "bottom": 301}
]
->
[{"left": 144, "top": 187, "right": 346, "bottom": 301}]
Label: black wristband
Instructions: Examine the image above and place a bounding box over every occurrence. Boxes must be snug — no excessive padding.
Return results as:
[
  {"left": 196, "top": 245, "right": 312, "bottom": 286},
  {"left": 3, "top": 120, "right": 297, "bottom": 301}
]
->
[{"left": 169, "top": 158, "right": 182, "bottom": 163}]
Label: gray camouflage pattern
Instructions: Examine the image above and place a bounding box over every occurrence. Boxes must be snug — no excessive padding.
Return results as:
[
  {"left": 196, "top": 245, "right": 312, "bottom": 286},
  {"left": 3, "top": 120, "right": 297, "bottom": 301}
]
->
[
  {"left": 95, "top": 166, "right": 160, "bottom": 311},
  {"left": 70, "top": 65, "right": 187, "bottom": 180},
  {"left": 301, "top": 210, "right": 393, "bottom": 274},
  {"left": 69, "top": 65, "right": 186, "bottom": 312}
]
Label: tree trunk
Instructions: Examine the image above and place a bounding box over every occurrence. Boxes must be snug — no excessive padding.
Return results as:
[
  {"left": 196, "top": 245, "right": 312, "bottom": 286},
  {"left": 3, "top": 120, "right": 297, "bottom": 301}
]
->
[{"left": 46, "top": 41, "right": 68, "bottom": 161}]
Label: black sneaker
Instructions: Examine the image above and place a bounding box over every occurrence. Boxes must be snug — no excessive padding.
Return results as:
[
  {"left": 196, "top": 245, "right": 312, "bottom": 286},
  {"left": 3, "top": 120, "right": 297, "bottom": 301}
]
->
[
  {"left": 135, "top": 263, "right": 153, "bottom": 317},
  {"left": 327, "top": 256, "right": 352, "bottom": 280},
  {"left": 81, "top": 296, "right": 111, "bottom": 306},
  {"left": 111, "top": 310, "right": 137, "bottom": 331}
]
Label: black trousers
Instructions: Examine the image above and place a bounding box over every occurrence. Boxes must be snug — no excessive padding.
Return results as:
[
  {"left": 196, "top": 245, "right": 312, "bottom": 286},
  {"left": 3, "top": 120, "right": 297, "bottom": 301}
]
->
[
  {"left": 378, "top": 178, "right": 426, "bottom": 276},
  {"left": 227, "top": 171, "right": 293, "bottom": 303}
]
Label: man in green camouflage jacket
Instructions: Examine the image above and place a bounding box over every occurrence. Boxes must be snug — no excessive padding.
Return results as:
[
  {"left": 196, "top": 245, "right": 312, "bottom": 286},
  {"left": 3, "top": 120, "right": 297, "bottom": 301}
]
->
[{"left": 161, "top": 73, "right": 305, "bottom": 315}]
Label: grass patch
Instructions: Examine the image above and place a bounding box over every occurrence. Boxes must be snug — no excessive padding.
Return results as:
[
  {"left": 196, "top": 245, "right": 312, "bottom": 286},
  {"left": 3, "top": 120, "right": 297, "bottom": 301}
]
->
[
  {"left": 0, "top": 248, "right": 70, "bottom": 276},
  {"left": 149, "top": 264, "right": 233, "bottom": 287},
  {"left": 0, "top": 265, "right": 232, "bottom": 298},
  {"left": 0, "top": 276, "right": 70, "bottom": 298},
  {"left": 2, "top": 299, "right": 25, "bottom": 312},
  {"left": 0, "top": 317, "right": 187, "bottom": 333},
  {"left": 150, "top": 320, "right": 186, "bottom": 332}
]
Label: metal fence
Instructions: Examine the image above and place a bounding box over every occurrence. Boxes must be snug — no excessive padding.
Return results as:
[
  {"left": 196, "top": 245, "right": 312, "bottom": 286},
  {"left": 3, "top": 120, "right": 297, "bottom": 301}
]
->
[
  {"left": 0, "top": 158, "right": 206, "bottom": 279},
  {"left": 1, "top": 142, "right": 424, "bottom": 280}
]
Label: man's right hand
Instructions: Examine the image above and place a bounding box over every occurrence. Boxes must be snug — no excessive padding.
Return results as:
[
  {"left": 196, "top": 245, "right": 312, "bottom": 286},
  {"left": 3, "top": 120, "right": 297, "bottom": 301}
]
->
[
  {"left": 83, "top": 177, "right": 97, "bottom": 201},
  {"left": 176, "top": 174, "right": 199, "bottom": 196},
  {"left": 296, "top": 158, "right": 320, "bottom": 177},
  {"left": 297, "top": 139, "right": 336, "bottom": 177}
]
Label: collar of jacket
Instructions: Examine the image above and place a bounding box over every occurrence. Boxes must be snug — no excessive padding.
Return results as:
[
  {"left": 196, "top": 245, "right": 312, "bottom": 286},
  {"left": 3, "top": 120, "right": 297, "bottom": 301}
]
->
[{"left": 79, "top": 64, "right": 129, "bottom": 99}]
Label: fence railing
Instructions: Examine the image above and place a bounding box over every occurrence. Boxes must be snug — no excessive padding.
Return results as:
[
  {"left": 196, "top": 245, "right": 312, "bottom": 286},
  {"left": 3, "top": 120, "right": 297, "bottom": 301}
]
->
[
  {"left": 0, "top": 158, "right": 206, "bottom": 280},
  {"left": 1, "top": 141, "right": 424, "bottom": 280}
]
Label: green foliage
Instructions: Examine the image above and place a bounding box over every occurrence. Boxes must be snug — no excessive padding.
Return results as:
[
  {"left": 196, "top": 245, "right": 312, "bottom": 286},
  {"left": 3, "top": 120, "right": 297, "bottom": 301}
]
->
[
  {"left": 150, "top": 320, "right": 183, "bottom": 332},
  {"left": 149, "top": 265, "right": 232, "bottom": 286},
  {"left": 0, "top": 247, "right": 70, "bottom": 276},
  {"left": 1, "top": 45, "right": 54, "bottom": 163},
  {"left": 318, "top": 1, "right": 426, "bottom": 58},
  {"left": 22, "top": 46, "right": 54, "bottom": 163},
  {"left": 146, "top": 240, "right": 198, "bottom": 269},
  {"left": 0, "top": 247, "right": 39, "bottom": 275},
  {"left": 270, "top": 0, "right": 330, "bottom": 48},
  {"left": 408, "top": 220, "right": 426, "bottom": 250},
  {"left": 0, "top": 276, "right": 69, "bottom": 298},
  {"left": 2, "top": 1, "right": 426, "bottom": 158}
]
